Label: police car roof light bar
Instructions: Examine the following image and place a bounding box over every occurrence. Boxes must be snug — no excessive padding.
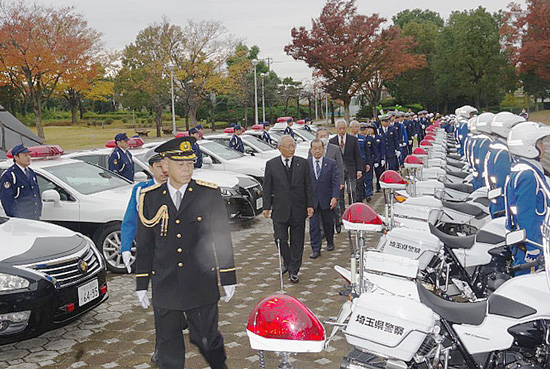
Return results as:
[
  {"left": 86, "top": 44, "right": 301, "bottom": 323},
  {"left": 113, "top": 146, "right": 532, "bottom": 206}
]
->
[
  {"left": 6, "top": 145, "right": 64, "bottom": 159},
  {"left": 105, "top": 137, "right": 144, "bottom": 149}
]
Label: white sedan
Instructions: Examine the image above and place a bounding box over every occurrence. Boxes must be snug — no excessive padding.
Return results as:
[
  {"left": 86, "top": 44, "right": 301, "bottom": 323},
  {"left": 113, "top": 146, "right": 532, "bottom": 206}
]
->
[{"left": 205, "top": 133, "right": 280, "bottom": 159}]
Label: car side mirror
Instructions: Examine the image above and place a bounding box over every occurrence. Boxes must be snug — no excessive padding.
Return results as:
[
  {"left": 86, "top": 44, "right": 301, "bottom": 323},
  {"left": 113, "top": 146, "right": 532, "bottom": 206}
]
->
[
  {"left": 42, "top": 189, "right": 61, "bottom": 206},
  {"left": 134, "top": 172, "right": 148, "bottom": 183},
  {"left": 487, "top": 188, "right": 502, "bottom": 200},
  {"left": 505, "top": 229, "right": 526, "bottom": 246},
  {"left": 203, "top": 156, "right": 213, "bottom": 165}
]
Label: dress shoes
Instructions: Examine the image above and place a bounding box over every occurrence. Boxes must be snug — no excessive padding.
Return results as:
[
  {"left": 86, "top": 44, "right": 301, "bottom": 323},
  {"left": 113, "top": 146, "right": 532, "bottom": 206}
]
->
[
  {"left": 309, "top": 251, "right": 321, "bottom": 259},
  {"left": 289, "top": 274, "right": 299, "bottom": 283},
  {"left": 151, "top": 350, "right": 159, "bottom": 364},
  {"left": 366, "top": 196, "right": 372, "bottom": 202},
  {"left": 281, "top": 265, "right": 288, "bottom": 275},
  {"left": 327, "top": 244, "right": 335, "bottom": 251}
]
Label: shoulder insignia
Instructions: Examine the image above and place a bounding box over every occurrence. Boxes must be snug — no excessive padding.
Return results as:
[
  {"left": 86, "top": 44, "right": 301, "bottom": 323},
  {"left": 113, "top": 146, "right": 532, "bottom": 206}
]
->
[
  {"left": 3, "top": 181, "right": 10, "bottom": 189},
  {"left": 195, "top": 179, "right": 218, "bottom": 189},
  {"left": 141, "top": 183, "right": 163, "bottom": 194}
]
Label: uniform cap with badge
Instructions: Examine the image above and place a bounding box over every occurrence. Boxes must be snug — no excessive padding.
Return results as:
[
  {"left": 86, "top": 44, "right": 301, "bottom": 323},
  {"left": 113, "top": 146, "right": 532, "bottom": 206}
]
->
[
  {"left": 11, "top": 144, "right": 30, "bottom": 156},
  {"left": 115, "top": 133, "right": 130, "bottom": 141},
  {"left": 155, "top": 137, "right": 197, "bottom": 161}
]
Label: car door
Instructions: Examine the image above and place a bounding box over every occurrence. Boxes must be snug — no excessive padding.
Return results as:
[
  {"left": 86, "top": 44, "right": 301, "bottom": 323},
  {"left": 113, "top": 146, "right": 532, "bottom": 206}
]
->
[{"left": 37, "top": 174, "right": 81, "bottom": 224}]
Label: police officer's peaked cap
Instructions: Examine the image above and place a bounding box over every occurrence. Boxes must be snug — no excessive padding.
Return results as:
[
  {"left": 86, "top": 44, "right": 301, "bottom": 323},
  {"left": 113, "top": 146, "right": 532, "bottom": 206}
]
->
[
  {"left": 263, "top": 121, "right": 270, "bottom": 127},
  {"left": 234, "top": 125, "right": 242, "bottom": 130},
  {"left": 115, "top": 133, "right": 130, "bottom": 141},
  {"left": 189, "top": 127, "right": 198, "bottom": 135},
  {"left": 155, "top": 137, "right": 197, "bottom": 161},
  {"left": 195, "top": 124, "right": 204, "bottom": 130},
  {"left": 418, "top": 110, "right": 428, "bottom": 115},
  {"left": 367, "top": 123, "right": 377, "bottom": 129},
  {"left": 379, "top": 114, "right": 391, "bottom": 121},
  {"left": 143, "top": 148, "right": 164, "bottom": 165},
  {"left": 11, "top": 144, "right": 30, "bottom": 156},
  {"left": 359, "top": 122, "right": 368, "bottom": 129}
]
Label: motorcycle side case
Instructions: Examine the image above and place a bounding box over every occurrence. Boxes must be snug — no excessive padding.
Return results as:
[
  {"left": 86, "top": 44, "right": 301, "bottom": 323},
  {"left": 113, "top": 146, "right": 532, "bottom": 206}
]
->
[
  {"left": 377, "top": 228, "right": 442, "bottom": 269},
  {"left": 345, "top": 293, "right": 435, "bottom": 361},
  {"left": 394, "top": 196, "right": 443, "bottom": 223}
]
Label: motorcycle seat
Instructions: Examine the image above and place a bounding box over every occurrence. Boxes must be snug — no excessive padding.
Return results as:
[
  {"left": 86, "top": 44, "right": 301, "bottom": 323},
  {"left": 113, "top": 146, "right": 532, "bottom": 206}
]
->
[
  {"left": 446, "top": 169, "right": 469, "bottom": 179},
  {"left": 429, "top": 223, "right": 475, "bottom": 249},
  {"left": 442, "top": 200, "right": 485, "bottom": 217},
  {"left": 447, "top": 154, "right": 462, "bottom": 161},
  {"left": 416, "top": 282, "right": 487, "bottom": 325},
  {"left": 447, "top": 160, "right": 465, "bottom": 169},
  {"left": 473, "top": 197, "right": 490, "bottom": 208},
  {"left": 444, "top": 183, "right": 474, "bottom": 193}
]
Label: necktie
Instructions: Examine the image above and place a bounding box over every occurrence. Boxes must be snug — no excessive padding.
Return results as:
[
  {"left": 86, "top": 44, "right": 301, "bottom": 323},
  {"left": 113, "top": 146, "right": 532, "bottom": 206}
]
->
[
  {"left": 285, "top": 158, "right": 290, "bottom": 170},
  {"left": 175, "top": 190, "right": 183, "bottom": 210},
  {"left": 25, "top": 168, "right": 31, "bottom": 180},
  {"left": 315, "top": 160, "right": 321, "bottom": 179},
  {"left": 340, "top": 136, "right": 344, "bottom": 149}
]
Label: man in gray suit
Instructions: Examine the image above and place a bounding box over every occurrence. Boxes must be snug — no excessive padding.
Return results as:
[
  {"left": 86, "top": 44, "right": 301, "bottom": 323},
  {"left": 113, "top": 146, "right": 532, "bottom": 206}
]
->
[{"left": 313, "top": 128, "right": 345, "bottom": 232}]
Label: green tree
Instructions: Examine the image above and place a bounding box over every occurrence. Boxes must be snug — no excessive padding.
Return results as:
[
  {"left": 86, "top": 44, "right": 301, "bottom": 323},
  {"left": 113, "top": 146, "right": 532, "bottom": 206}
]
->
[
  {"left": 392, "top": 8, "right": 444, "bottom": 29},
  {"left": 433, "top": 7, "right": 515, "bottom": 109}
]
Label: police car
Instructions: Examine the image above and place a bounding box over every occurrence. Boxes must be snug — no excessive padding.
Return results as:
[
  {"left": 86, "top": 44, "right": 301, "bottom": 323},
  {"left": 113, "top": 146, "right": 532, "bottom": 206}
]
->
[
  {"left": 0, "top": 216, "right": 107, "bottom": 344},
  {"left": 197, "top": 139, "right": 267, "bottom": 183},
  {"left": 205, "top": 132, "right": 280, "bottom": 159},
  {"left": 66, "top": 145, "right": 264, "bottom": 219},
  {"left": 271, "top": 122, "right": 317, "bottom": 142},
  {"left": 0, "top": 146, "right": 135, "bottom": 274},
  {"left": 242, "top": 127, "right": 311, "bottom": 158}
]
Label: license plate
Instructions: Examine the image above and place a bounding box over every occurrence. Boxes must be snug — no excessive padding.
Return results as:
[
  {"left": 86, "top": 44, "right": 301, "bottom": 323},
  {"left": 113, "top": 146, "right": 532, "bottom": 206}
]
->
[
  {"left": 256, "top": 197, "right": 263, "bottom": 210},
  {"left": 78, "top": 279, "right": 99, "bottom": 307}
]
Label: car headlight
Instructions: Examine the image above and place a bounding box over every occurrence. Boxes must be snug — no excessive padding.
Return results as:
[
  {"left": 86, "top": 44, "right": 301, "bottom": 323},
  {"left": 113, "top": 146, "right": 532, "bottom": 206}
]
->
[
  {"left": 220, "top": 187, "right": 238, "bottom": 197},
  {"left": 0, "top": 273, "right": 30, "bottom": 292}
]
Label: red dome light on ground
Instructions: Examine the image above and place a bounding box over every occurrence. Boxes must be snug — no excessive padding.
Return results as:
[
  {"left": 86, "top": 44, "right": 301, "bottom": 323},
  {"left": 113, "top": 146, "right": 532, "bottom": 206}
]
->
[{"left": 247, "top": 294, "right": 325, "bottom": 341}]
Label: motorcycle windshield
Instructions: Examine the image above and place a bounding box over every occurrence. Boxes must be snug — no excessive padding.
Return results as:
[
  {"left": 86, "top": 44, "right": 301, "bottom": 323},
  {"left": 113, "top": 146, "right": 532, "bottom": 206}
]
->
[{"left": 542, "top": 211, "right": 550, "bottom": 289}]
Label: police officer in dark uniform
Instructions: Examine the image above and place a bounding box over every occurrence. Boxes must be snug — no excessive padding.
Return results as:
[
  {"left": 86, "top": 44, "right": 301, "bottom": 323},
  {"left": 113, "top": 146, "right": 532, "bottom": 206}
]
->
[
  {"left": 108, "top": 133, "right": 134, "bottom": 181},
  {"left": 261, "top": 122, "right": 274, "bottom": 145},
  {"left": 366, "top": 123, "right": 385, "bottom": 192},
  {"left": 0, "top": 144, "right": 42, "bottom": 220},
  {"left": 378, "top": 114, "right": 400, "bottom": 171},
  {"left": 188, "top": 127, "right": 203, "bottom": 168},
  {"left": 283, "top": 119, "right": 295, "bottom": 138},
  {"left": 135, "top": 136, "right": 236, "bottom": 369},
  {"left": 229, "top": 125, "right": 245, "bottom": 153}
]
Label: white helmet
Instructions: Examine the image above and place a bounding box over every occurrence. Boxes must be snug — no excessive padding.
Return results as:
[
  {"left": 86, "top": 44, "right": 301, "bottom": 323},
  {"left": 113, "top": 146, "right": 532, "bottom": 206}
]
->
[
  {"left": 491, "top": 112, "right": 525, "bottom": 139},
  {"left": 467, "top": 117, "right": 478, "bottom": 134},
  {"left": 507, "top": 121, "right": 550, "bottom": 159},
  {"left": 475, "top": 112, "right": 495, "bottom": 134},
  {"left": 459, "top": 105, "right": 478, "bottom": 119}
]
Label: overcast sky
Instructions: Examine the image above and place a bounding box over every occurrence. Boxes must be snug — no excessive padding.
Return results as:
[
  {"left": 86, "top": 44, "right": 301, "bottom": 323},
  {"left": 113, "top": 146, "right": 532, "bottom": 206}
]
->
[{"left": 32, "top": 0, "right": 522, "bottom": 82}]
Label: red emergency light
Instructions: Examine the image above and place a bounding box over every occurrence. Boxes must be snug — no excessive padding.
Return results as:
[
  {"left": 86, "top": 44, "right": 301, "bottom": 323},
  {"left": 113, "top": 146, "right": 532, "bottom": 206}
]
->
[
  {"left": 342, "top": 202, "right": 384, "bottom": 231},
  {"left": 247, "top": 294, "right": 325, "bottom": 341},
  {"left": 175, "top": 131, "right": 190, "bottom": 138},
  {"left": 380, "top": 170, "right": 407, "bottom": 186},
  {"left": 251, "top": 124, "right": 264, "bottom": 130},
  {"left": 224, "top": 127, "right": 246, "bottom": 134},
  {"left": 296, "top": 119, "right": 305, "bottom": 125},
  {"left": 6, "top": 145, "right": 64, "bottom": 159},
  {"left": 105, "top": 137, "right": 144, "bottom": 148},
  {"left": 419, "top": 139, "right": 433, "bottom": 147},
  {"left": 404, "top": 155, "right": 424, "bottom": 170},
  {"left": 277, "top": 116, "right": 294, "bottom": 123},
  {"left": 413, "top": 147, "right": 428, "bottom": 156}
]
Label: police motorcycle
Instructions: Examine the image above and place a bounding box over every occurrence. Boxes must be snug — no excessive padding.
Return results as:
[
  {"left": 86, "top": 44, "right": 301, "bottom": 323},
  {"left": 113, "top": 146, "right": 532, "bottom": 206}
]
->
[{"left": 334, "top": 212, "right": 550, "bottom": 369}]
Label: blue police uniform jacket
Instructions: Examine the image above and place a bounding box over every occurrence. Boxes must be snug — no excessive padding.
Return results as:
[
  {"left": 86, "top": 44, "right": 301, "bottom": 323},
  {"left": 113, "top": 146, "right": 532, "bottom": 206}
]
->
[
  {"left": 457, "top": 122, "right": 470, "bottom": 156},
  {"left": 484, "top": 141, "right": 511, "bottom": 218},
  {"left": 505, "top": 159, "right": 549, "bottom": 269},
  {"left": 108, "top": 146, "right": 134, "bottom": 181},
  {"left": 261, "top": 131, "right": 273, "bottom": 144},
  {"left": 0, "top": 164, "right": 42, "bottom": 220},
  {"left": 367, "top": 134, "right": 383, "bottom": 165},
  {"left": 378, "top": 126, "right": 399, "bottom": 158},
  {"left": 283, "top": 126, "right": 295, "bottom": 138},
  {"left": 404, "top": 120, "right": 415, "bottom": 144},
  {"left": 354, "top": 134, "right": 367, "bottom": 164},
  {"left": 364, "top": 135, "right": 377, "bottom": 167},
  {"left": 472, "top": 135, "right": 492, "bottom": 190},
  {"left": 229, "top": 134, "right": 245, "bottom": 153},
  {"left": 120, "top": 178, "right": 156, "bottom": 254},
  {"left": 192, "top": 142, "right": 202, "bottom": 168}
]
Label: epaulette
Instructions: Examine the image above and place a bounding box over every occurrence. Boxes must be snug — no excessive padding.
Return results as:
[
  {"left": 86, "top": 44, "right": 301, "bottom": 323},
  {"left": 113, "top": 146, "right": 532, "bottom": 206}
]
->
[
  {"left": 195, "top": 179, "right": 218, "bottom": 189},
  {"left": 141, "top": 183, "right": 163, "bottom": 193}
]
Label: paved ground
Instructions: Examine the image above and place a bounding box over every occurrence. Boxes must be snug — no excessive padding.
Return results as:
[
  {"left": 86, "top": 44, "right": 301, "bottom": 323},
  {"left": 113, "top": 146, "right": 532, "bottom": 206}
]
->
[{"left": 0, "top": 194, "right": 386, "bottom": 369}]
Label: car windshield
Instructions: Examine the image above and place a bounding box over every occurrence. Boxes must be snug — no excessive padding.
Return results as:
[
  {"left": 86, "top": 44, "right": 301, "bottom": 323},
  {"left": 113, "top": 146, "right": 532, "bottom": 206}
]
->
[
  {"left": 199, "top": 141, "right": 244, "bottom": 160},
  {"left": 43, "top": 162, "right": 131, "bottom": 195},
  {"left": 296, "top": 128, "right": 316, "bottom": 140},
  {"left": 242, "top": 136, "right": 276, "bottom": 151}
]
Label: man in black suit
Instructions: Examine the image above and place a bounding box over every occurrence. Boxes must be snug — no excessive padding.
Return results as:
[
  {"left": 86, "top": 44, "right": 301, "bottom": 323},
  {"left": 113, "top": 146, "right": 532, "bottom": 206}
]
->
[
  {"left": 329, "top": 120, "right": 363, "bottom": 210},
  {"left": 263, "top": 135, "right": 314, "bottom": 283},
  {"left": 308, "top": 139, "right": 341, "bottom": 259},
  {"left": 135, "top": 137, "right": 236, "bottom": 369}
]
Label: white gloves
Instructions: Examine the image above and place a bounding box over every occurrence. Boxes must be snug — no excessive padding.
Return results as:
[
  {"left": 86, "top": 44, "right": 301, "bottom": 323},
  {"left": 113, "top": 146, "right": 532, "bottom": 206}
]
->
[
  {"left": 223, "top": 284, "right": 236, "bottom": 303},
  {"left": 525, "top": 249, "right": 542, "bottom": 263},
  {"left": 395, "top": 150, "right": 401, "bottom": 158},
  {"left": 374, "top": 163, "right": 379, "bottom": 168},
  {"left": 136, "top": 290, "right": 150, "bottom": 309},
  {"left": 381, "top": 160, "right": 385, "bottom": 167},
  {"left": 122, "top": 251, "right": 132, "bottom": 273}
]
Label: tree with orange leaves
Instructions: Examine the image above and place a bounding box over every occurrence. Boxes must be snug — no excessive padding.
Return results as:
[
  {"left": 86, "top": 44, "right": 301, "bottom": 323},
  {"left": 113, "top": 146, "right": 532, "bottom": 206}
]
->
[
  {"left": 285, "top": 0, "right": 425, "bottom": 120},
  {"left": 0, "top": 2, "right": 101, "bottom": 138}
]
